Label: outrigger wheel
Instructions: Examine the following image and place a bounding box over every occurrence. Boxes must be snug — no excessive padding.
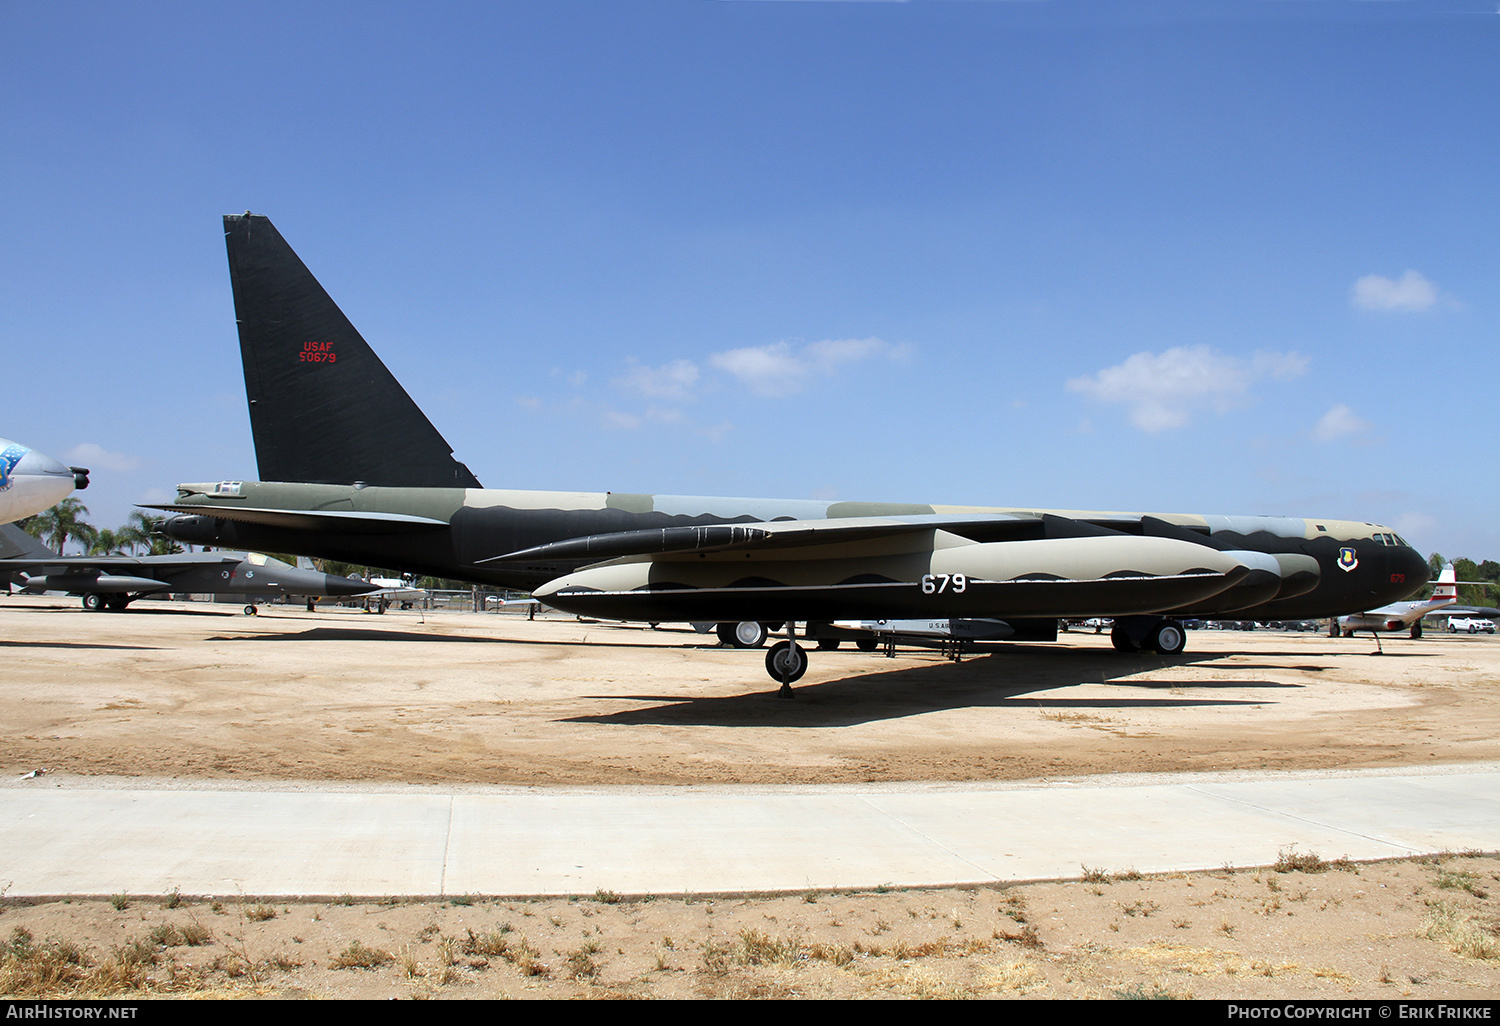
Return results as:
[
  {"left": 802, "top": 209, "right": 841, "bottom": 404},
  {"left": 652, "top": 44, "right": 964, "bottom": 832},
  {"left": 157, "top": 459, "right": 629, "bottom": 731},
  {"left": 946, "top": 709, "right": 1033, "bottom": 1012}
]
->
[
  {"left": 717, "top": 621, "right": 769, "bottom": 648},
  {"left": 765, "top": 640, "right": 808, "bottom": 685}
]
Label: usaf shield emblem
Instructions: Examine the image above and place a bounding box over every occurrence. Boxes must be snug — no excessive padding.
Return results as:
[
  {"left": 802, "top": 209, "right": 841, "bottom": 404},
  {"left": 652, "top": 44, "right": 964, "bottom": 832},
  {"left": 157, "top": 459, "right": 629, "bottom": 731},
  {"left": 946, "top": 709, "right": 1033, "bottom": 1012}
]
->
[{"left": 1337, "top": 546, "right": 1359, "bottom": 572}]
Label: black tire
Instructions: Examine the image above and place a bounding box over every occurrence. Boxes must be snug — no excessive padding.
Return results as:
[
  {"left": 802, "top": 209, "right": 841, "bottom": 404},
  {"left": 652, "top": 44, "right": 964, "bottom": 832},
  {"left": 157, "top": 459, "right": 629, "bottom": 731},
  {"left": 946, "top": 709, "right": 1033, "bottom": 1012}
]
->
[
  {"left": 1145, "top": 620, "right": 1187, "bottom": 655},
  {"left": 716, "top": 622, "right": 736, "bottom": 646},
  {"left": 105, "top": 595, "right": 129, "bottom": 611},
  {"left": 765, "top": 640, "right": 808, "bottom": 684},
  {"left": 816, "top": 638, "right": 841, "bottom": 651},
  {"left": 1110, "top": 624, "right": 1138, "bottom": 652},
  {"left": 244, "top": 605, "right": 258, "bottom": 616},
  {"left": 81, "top": 593, "right": 104, "bottom": 612},
  {"left": 1410, "top": 623, "right": 1422, "bottom": 639}
]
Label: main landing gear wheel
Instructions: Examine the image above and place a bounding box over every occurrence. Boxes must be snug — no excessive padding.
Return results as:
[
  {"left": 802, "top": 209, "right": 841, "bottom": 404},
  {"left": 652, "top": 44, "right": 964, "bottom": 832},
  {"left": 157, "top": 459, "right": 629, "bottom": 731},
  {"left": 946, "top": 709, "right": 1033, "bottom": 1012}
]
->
[
  {"left": 1110, "top": 624, "right": 1138, "bottom": 652},
  {"left": 244, "top": 605, "right": 258, "bottom": 616},
  {"left": 718, "top": 621, "right": 768, "bottom": 648},
  {"left": 1410, "top": 623, "right": 1422, "bottom": 639},
  {"left": 1145, "top": 619, "right": 1186, "bottom": 655},
  {"left": 816, "top": 638, "right": 841, "bottom": 651},
  {"left": 855, "top": 638, "right": 878, "bottom": 653},
  {"left": 81, "top": 593, "right": 104, "bottom": 612},
  {"left": 105, "top": 595, "right": 130, "bottom": 611},
  {"left": 765, "top": 640, "right": 808, "bottom": 684}
]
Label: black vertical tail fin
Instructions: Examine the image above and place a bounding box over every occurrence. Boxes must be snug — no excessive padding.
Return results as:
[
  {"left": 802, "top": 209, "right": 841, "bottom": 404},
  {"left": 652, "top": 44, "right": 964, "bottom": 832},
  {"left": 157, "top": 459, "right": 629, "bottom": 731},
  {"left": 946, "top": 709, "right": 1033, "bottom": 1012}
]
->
[{"left": 225, "top": 213, "right": 482, "bottom": 489}]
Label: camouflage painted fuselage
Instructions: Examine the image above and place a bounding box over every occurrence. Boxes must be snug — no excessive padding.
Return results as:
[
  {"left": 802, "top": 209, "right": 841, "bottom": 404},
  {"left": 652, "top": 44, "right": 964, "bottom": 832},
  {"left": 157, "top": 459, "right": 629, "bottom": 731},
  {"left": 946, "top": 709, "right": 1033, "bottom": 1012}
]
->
[{"left": 161, "top": 480, "right": 1427, "bottom": 621}]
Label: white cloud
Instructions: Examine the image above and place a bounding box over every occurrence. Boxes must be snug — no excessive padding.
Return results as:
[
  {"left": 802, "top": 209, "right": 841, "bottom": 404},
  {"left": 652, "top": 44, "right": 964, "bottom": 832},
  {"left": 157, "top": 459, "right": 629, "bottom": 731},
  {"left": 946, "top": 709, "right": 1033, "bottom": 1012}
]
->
[
  {"left": 613, "top": 359, "right": 701, "bottom": 401},
  {"left": 710, "top": 337, "right": 902, "bottom": 397},
  {"left": 62, "top": 443, "right": 142, "bottom": 472},
  {"left": 598, "top": 404, "right": 685, "bottom": 432},
  {"left": 1066, "top": 346, "right": 1308, "bottom": 433},
  {"left": 1351, "top": 270, "right": 1440, "bottom": 312},
  {"left": 1311, "top": 403, "right": 1372, "bottom": 443}
]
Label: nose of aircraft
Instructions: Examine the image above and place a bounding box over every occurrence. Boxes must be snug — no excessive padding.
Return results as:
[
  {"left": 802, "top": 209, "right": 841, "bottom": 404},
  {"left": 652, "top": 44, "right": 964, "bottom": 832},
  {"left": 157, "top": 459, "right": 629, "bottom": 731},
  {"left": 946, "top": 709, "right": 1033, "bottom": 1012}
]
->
[
  {"left": 325, "top": 573, "right": 379, "bottom": 597},
  {"left": 1394, "top": 544, "right": 1430, "bottom": 593},
  {"left": 10, "top": 444, "right": 73, "bottom": 480},
  {"left": 0, "top": 439, "right": 77, "bottom": 521}
]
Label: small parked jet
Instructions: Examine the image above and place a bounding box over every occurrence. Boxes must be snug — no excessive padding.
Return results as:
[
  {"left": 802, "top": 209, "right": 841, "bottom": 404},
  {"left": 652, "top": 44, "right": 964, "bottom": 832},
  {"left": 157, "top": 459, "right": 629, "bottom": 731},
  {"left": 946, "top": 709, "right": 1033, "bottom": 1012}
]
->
[
  {"left": 0, "top": 524, "right": 377, "bottom": 614},
  {"left": 155, "top": 214, "right": 1429, "bottom": 686},
  {"left": 0, "top": 437, "right": 87, "bottom": 526},
  {"left": 1335, "top": 564, "right": 1458, "bottom": 639}
]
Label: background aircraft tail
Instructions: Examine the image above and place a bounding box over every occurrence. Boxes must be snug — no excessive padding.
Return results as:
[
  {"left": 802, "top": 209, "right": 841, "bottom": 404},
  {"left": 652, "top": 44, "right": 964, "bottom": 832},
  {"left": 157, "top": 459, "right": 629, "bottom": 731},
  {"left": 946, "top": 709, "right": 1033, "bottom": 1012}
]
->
[
  {"left": 1433, "top": 563, "right": 1458, "bottom": 602},
  {"left": 0, "top": 523, "right": 56, "bottom": 560},
  {"left": 225, "top": 213, "right": 483, "bottom": 489}
]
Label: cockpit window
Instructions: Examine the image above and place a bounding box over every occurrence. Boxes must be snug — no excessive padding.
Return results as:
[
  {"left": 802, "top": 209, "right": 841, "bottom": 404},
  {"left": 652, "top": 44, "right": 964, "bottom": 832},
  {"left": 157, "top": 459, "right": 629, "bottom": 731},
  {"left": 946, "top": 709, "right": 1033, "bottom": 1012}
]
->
[{"left": 247, "top": 552, "right": 291, "bottom": 570}]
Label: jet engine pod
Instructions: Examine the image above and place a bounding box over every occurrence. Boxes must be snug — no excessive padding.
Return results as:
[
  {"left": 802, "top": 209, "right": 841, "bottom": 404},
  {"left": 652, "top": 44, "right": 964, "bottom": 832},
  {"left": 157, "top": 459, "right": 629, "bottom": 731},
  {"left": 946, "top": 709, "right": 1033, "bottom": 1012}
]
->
[
  {"left": 533, "top": 534, "right": 1252, "bottom": 624},
  {"left": 1270, "top": 552, "right": 1320, "bottom": 601},
  {"left": 1171, "top": 550, "right": 1284, "bottom": 614},
  {"left": 161, "top": 514, "right": 226, "bottom": 546}
]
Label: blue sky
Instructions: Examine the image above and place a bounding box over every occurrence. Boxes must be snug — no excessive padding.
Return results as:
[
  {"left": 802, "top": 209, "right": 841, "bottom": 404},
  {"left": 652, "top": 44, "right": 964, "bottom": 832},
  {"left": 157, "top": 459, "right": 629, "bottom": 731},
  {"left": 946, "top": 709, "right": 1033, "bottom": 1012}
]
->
[{"left": 2, "top": 0, "right": 1496, "bottom": 560}]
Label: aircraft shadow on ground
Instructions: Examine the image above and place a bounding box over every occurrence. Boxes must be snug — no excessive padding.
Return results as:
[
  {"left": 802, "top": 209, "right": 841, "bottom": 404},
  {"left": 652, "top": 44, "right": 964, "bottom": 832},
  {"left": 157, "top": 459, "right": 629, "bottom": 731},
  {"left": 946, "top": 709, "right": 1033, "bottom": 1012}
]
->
[
  {"left": 17, "top": 605, "right": 238, "bottom": 618},
  {"left": 0, "top": 640, "right": 164, "bottom": 651},
  {"left": 207, "top": 627, "right": 518, "bottom": 644},
  {"left": 202, "top": 626, "right": 730, "bottom": 646},
  {"left": 564, "top": 645, "right": 1298, "bottom": 729}
]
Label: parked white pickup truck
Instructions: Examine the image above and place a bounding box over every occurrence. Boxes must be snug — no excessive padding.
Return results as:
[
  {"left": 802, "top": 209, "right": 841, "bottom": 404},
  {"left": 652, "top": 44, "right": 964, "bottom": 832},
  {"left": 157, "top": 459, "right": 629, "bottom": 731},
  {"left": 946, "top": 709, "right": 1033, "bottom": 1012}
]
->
[{"left": 1448, "top": 617, "right": 1496, "bottom": 634}]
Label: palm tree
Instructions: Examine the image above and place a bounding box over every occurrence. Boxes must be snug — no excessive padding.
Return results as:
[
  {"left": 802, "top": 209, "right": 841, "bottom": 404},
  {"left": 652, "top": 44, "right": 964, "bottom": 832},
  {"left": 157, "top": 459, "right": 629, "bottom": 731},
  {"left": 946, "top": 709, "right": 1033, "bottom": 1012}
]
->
[
  {"left": 89, "top": 528, "right": 126, "bottom": 556},
  {"left": 117, "top": 510, "right": 162, "bottom": 555},
  {"left": 26, "top": 498, "right": 97, "bottom": 555}
]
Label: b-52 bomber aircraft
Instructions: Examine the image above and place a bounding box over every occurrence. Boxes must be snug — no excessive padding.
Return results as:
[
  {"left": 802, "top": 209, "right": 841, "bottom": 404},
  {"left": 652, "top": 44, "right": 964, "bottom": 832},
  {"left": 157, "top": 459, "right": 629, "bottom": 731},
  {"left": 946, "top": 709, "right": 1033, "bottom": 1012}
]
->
[{"left": 155, "top": 213, "right": 1428, "bottom": 687}]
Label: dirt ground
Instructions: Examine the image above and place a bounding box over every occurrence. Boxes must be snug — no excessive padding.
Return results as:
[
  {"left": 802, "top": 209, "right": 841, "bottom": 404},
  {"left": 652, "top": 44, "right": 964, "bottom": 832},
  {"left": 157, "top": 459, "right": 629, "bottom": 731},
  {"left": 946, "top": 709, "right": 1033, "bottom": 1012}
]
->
[{"left": 2, "top": 596, "right": 1499, "bottom": 999}]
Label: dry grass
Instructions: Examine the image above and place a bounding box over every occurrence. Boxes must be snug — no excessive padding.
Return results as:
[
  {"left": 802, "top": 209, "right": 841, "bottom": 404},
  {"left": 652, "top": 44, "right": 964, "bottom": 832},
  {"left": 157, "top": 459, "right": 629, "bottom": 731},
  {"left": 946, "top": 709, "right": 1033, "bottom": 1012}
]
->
[
  {"left": 3, "top": 856, "right": 1500, "bottom": 998},
  {"left": 330, "top": 940, "right": 393, "bottom": 970},
  {"left": 1424, "top": 900, "right": 1500, "bottom": 961}
]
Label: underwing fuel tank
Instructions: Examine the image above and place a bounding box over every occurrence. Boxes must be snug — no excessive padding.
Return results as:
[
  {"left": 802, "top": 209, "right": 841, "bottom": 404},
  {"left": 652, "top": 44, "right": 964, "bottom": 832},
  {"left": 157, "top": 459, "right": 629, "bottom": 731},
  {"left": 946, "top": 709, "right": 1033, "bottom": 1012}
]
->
[{"left": 534, "top": 534, "right": 1254, "bottom": 623}]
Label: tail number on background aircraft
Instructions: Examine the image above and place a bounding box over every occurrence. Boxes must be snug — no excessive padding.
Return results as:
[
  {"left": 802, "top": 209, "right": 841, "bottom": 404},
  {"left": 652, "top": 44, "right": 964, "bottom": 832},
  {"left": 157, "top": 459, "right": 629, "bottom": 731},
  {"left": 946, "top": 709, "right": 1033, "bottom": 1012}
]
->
[
  {"left": 300, "top": 341, "right": 337, "bottom": 364},
  {"left": 921, "top": 573, "right": 967, "bottom": 595}
]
